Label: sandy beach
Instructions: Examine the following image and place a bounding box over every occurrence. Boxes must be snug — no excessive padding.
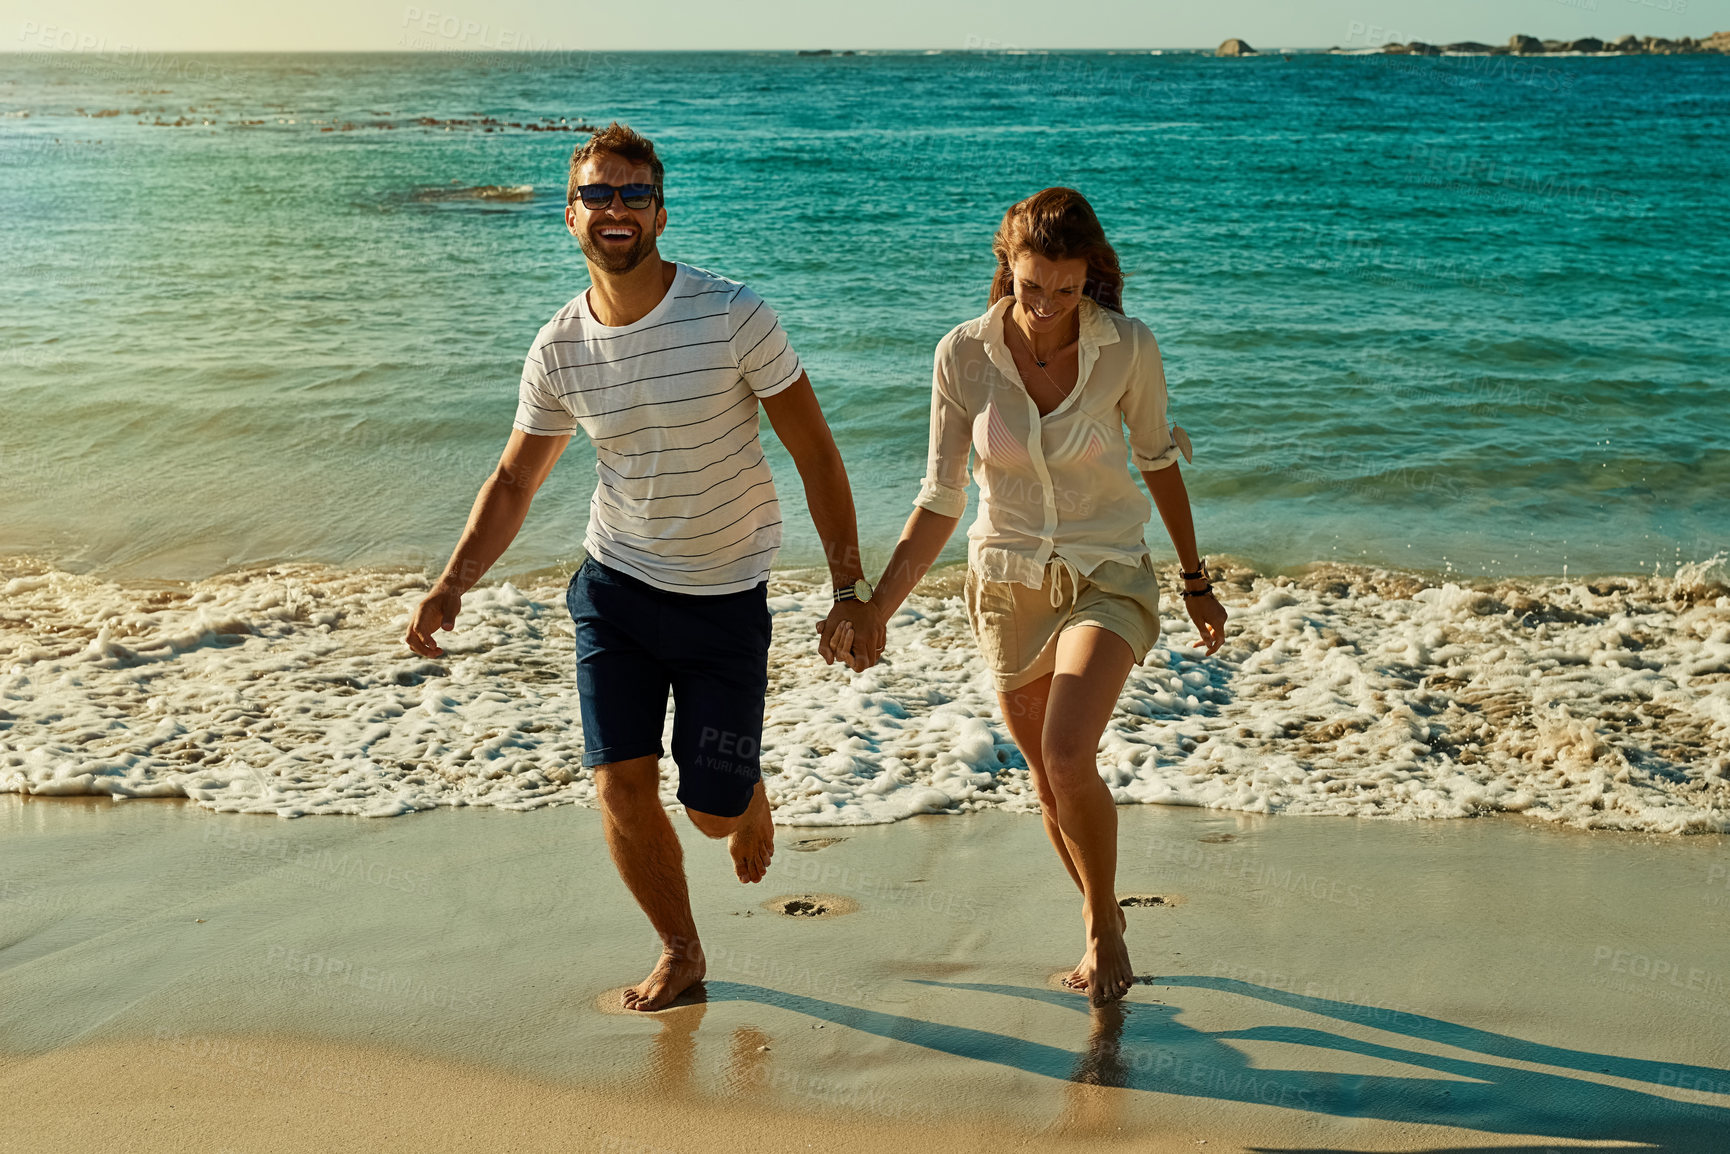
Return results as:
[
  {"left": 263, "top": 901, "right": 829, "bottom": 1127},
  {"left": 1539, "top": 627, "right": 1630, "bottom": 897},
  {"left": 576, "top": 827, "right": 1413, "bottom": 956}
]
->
[{"left": 4, "top": 794, "right": 1727, "bottom": 1151}]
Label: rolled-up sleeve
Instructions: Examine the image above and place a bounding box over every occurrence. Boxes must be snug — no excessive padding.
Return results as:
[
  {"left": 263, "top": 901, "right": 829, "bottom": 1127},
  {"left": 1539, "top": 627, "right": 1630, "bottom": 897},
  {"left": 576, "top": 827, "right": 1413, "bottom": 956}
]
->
[
  {"left": 1121, "top": 322, "right": 1181, "bottom": 472},
  {"left": 912, "top": 346, "right": 971, "bottom": 518}
]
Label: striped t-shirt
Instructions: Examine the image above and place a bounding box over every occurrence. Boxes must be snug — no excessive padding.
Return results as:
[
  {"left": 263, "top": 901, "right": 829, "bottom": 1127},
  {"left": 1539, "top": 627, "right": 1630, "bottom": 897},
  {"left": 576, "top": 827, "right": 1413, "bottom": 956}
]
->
[{"left": 512, "top": 263, "right": 804, "bottom": 595}]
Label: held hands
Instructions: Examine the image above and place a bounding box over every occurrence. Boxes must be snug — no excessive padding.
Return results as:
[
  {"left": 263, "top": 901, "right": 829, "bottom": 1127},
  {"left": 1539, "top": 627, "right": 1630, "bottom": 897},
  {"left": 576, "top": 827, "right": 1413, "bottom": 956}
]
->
[
  {"left": 404, "top": 583, "right": 463, "bottom": 658},
  {"left": 1186, "top": 590, "right": 1228, "bottom": 656},
  {"left": 815, "top": 598, "right": 885, "bottom": 673}
]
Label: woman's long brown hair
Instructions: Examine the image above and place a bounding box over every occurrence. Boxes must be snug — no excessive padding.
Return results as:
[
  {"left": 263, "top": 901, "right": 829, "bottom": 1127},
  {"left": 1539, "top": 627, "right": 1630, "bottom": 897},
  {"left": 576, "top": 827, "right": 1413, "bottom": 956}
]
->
[{"left": 988, "top": 187, "right": 1125, "bottom": 314}]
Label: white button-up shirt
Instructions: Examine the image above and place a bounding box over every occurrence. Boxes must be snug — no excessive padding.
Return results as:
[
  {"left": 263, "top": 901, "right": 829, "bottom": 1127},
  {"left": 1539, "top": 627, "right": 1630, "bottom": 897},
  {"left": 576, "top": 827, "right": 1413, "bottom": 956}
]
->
[{"left": 913, "top": 295, "right": 1181, "bottom": 589}]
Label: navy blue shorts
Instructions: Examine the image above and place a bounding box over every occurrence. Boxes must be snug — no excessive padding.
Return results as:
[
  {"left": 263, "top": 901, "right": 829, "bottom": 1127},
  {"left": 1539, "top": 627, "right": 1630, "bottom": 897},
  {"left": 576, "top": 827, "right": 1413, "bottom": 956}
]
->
[{"left": 565, "top": 556, "right": 771, "bottom": 819}]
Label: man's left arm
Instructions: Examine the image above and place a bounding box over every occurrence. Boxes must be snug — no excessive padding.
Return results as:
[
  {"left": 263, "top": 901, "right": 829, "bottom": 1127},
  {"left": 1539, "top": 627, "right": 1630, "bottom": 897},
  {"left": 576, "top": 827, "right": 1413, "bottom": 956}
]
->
[{"left": 760, "top": 372, "right": 879, "bottom": 670}]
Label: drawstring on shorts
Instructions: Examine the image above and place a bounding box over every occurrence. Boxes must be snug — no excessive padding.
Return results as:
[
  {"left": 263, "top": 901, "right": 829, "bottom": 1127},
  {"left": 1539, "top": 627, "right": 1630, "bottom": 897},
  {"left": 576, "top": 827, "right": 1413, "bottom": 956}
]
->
[{"left": 1047, "top": 556, "right": 1082, "bottom": 609}]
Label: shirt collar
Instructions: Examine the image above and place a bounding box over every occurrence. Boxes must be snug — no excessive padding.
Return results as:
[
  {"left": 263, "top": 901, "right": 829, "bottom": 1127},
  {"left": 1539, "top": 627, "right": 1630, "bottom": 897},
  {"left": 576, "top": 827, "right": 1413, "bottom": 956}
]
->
[{"left": 967, "top": 295, "right": 1122, "bottom": 353}]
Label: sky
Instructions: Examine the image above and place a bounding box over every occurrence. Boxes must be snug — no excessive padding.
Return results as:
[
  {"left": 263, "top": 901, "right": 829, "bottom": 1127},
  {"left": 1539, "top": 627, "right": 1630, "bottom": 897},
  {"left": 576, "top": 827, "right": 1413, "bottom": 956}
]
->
[{"left": 3, "top": 0, "right": 1722, "bottom": 52}]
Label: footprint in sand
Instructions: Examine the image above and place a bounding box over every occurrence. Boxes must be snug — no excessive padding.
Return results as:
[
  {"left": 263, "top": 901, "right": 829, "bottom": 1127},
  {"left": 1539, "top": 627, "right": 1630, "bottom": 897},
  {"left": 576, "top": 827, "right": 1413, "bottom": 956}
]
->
[
  {"left": 786, "top": 837, "right": 847, "bottom": 853},
  {"left": 762, "top": 893, "right": 860, "bottom": 918},
  {"left": 1118, "top": 893, "right": 1180, "bottom": 908}
]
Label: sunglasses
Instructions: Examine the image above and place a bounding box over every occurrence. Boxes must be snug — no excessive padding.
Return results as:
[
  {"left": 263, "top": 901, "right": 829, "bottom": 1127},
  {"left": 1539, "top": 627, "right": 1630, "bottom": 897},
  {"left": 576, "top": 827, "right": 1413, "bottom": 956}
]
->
[{"left": 575, "top": 182, "right": 659, "bottom": 210}]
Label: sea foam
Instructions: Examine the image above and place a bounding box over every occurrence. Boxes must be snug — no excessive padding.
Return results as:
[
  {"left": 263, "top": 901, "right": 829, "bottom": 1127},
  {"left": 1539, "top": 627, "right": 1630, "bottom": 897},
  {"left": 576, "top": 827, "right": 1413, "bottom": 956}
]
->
[{"left": 3, "top": 556, "right": 1727, "bottom": 832}]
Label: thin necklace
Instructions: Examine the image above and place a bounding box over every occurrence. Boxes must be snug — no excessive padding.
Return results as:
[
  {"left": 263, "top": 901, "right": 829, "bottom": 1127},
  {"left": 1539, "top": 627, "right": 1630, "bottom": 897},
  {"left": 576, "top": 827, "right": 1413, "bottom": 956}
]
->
[{"left": 1012, "top": 315, "right": 1073, "bottom": 389}]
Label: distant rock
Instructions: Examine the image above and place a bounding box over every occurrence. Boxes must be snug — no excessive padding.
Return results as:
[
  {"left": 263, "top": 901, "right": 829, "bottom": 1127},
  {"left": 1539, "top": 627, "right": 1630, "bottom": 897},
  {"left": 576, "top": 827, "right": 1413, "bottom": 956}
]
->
[
  {"left": 1216, "top": 38, "right": 1255, "bottom": 57},
  {"left": 414, "top": 185, "right": 535, "bottom": 203},
  {"left": 796, "top": 49, "right": 833, "bottom": 57},
  {"left": 1333, "top": 29, "right": 1726, "bottom": 57}
]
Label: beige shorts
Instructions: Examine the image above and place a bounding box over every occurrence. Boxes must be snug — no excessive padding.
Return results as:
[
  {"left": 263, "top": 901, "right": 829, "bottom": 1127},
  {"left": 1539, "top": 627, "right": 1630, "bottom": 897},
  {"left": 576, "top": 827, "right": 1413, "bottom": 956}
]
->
[{"left": 964, "top": 555, "right": 1162, "bottom": 692}]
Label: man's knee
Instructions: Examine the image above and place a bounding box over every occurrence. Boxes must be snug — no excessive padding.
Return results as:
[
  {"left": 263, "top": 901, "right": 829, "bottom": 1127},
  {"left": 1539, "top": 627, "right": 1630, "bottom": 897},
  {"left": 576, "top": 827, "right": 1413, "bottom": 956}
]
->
[
  {"left": 685, "top": 807, "right": 741, "bottom": 839},
  {"left": 594, "top": 756, "right": 661, "bottom": 810}
]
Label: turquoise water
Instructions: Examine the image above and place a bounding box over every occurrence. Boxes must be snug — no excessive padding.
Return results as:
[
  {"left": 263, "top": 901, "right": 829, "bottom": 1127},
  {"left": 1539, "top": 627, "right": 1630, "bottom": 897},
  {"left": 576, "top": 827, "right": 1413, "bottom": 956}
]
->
[{"left": 2, "top": 50, "right": 1726, "bottom": 581}]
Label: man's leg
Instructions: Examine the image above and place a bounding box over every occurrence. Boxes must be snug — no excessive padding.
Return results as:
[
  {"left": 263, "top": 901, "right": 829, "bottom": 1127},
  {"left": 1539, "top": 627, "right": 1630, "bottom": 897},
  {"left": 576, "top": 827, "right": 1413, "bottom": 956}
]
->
[
  {"left": 685, "top": 782, "right": 775, "bottom": 884},
  {"left": 594, "top": 754, "right": 707, "bottom": 1011},
  {"left": 667, "top": 583, "right": 775, "bottom": 884}
]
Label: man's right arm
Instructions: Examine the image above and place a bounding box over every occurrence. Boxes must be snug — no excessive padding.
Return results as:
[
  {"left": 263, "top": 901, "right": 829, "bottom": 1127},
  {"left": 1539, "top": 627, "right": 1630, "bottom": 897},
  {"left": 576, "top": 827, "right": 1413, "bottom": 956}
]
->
[{"left": 403, "top": 429, "right": 569, "bottom": 658}]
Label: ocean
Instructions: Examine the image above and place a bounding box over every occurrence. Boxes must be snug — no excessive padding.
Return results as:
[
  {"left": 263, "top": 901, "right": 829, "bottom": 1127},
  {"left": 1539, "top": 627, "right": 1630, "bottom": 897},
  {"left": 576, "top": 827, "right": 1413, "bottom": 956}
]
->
[{"left": 3, "top": 49, "right": 1728, "bottom": 829}]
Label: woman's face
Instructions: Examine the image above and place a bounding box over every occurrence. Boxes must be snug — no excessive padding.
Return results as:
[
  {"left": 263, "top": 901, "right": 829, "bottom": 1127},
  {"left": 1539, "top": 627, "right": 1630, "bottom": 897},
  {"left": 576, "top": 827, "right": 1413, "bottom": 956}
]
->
[{"left": 1009, "top": 251, "right": 1090, "bottom": 337}]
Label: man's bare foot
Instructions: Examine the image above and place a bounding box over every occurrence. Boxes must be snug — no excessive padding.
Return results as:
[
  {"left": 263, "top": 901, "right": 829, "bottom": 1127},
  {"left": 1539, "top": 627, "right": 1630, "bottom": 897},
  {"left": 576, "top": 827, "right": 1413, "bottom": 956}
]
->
[
  {"left": 1063, "top": 905, "right": 1127, "bottom": 991},
  {"left": 728, "top": 781, "right": 775, "bottom": 884},
  {"left": 622, "top": 945, "right": 707, "bottom": 1012},
  {"left": 1072, "top": 905, "right": 1134, "bottom": 1006}
]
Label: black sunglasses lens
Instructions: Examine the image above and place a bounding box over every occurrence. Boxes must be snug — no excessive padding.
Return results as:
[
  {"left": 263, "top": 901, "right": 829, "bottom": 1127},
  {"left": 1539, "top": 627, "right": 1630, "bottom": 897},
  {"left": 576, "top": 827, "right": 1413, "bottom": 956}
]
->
[
  {"left": 578, "top": 184, "right": 614, "bottom": 208},
  {"left": 620, "top": 184, "right": 657, "bottom": 209}
]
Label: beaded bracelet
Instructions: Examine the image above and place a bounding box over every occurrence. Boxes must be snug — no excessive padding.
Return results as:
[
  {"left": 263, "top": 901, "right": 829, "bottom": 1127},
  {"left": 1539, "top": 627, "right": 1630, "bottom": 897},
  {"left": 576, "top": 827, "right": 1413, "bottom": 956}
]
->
[{"left": 1181, "top": 583, "right": 1216, "bottom": 599}]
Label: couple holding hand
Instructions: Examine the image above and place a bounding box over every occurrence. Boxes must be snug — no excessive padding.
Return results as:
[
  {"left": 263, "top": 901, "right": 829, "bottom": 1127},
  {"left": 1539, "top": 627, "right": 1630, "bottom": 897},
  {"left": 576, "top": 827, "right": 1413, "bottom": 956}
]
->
[{"left": 406, "top": 122, "right": 1227, "bottom": 1010}]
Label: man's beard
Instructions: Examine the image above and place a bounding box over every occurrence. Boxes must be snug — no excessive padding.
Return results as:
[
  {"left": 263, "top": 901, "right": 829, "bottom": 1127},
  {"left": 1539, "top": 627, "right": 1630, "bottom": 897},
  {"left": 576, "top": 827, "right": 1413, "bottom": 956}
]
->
[{"left": 578, "top": 225, "right": 657, "bottom": 274}]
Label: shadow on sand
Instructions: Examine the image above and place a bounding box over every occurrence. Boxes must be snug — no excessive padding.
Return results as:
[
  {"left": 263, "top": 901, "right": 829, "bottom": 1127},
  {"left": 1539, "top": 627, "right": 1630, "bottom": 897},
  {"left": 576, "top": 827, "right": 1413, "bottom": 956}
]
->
[{"left": 688, "top": 975, "right": 1729, "bottom": 1149}]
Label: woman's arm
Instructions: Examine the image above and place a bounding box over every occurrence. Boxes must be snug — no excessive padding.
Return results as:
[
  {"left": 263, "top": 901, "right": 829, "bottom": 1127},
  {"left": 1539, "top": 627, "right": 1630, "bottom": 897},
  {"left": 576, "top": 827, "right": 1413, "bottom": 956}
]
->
[
  {"left": 826, "top": 508, "right": 960, "bottom": 672},
  {"left": 1143, "top": 463, "right": 1227, "bottom": 655},
  {"left": 822, "top": 340, "right": 972, "bottom": 670},
  {"left": 874, "top": 508, "right": 963, "bottom": 617}
]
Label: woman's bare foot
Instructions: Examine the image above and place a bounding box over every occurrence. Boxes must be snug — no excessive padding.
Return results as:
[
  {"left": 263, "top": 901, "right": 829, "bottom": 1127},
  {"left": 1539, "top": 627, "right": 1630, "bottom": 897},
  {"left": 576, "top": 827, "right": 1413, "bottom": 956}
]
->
[
  {"left": 1063, "top": 905, "right": 1127, "bottom": 992},
  {"left": 1073, "top": 904, "right": 1134, "bottom": 1006},
  {"left": 622, "top": 944, "right": 707, "bottom": 1012},
  {"left": 728, "top": 781, "right": 775, "bottom": 884}
]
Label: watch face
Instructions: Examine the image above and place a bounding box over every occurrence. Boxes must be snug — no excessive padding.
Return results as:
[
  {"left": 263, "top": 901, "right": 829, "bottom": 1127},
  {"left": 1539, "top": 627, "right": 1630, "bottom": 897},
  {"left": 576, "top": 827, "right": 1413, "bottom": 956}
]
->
[{"left": 852, "top": 579, "right": 872, "bottom": 603}]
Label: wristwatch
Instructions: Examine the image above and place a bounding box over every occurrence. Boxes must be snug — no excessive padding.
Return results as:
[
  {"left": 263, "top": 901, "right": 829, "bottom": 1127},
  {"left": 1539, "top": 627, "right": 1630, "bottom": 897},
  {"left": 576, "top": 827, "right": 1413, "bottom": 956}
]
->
[{"left": 834, "top": 577, "right": 873, "bottom": 604}]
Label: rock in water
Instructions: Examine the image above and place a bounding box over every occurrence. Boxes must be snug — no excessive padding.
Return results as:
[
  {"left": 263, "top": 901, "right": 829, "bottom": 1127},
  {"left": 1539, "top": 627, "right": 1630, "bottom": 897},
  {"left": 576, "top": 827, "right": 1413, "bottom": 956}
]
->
[
  {"left": 1509, "top": 34, "right": 1543, "bottom": 54},
  {"left": 1609, "top": 35, "right": 1642, "bottom": 52},
  {"left": 1216, "top": 38, "right": 1255, "bottom": 57},
  {"left": 1443, "top": 41, "right": 1493, "bottom": 54},
  {"left": 1566, "top": 37, "right": 1604, "bottom": 53}
]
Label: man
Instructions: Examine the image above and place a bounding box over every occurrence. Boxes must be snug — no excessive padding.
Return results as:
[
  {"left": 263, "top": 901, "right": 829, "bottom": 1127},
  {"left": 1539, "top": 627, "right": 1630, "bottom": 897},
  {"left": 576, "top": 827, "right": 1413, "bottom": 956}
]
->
[{"left": 404, "top": 123, "right": 882, "bottom": 1011}]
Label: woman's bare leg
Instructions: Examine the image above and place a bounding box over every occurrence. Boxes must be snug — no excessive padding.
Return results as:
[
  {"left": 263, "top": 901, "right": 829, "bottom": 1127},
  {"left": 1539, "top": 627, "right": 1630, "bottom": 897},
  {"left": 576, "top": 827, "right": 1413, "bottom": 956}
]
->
[
  {"left": 1041, "top": 625, "right": 1137, "bottom": 1005},
  {"left": 1001, "top": 673, "right": 1130, "bottom": 990},
  {"left": 998, "top": 673, "right": 1082, "bottom": 892}
]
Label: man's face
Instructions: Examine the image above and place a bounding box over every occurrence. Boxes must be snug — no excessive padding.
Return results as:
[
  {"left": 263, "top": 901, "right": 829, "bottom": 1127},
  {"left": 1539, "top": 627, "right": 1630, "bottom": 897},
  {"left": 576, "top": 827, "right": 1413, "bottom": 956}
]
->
[{"left": 566, "top": 153, "right": 665, "bottom": 275}]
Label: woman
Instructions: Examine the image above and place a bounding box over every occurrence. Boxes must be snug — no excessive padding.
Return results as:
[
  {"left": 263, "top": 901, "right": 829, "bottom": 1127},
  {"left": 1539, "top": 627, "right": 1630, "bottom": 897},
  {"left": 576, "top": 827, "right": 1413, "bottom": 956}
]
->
[{"left": 831, "top": 188, "right": 1228, "bottom": 1005}]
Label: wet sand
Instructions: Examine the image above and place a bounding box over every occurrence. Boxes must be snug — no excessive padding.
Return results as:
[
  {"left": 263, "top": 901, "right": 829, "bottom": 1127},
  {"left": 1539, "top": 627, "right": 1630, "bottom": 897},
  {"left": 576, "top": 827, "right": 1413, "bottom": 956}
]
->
[{"left": 2, "top": 796, "right": 1728, "bottom": 1151}]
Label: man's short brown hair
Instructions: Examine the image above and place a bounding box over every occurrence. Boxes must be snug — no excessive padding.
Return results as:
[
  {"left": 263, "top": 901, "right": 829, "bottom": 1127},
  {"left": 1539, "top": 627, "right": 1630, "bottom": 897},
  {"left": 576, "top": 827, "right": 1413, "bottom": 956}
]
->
[{"left": 568, "top": 121, "right": 665, "bottom": 205}]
